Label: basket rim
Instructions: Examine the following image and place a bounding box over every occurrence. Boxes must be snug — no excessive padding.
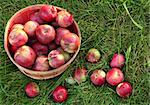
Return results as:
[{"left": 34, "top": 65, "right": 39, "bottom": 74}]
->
[{"left": 4, "top": 4, "right": 81, "bottom": 75}]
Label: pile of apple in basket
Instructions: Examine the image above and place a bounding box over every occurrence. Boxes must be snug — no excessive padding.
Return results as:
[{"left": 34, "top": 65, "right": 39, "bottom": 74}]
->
[{"left": 9, "top": 5, "right": 80, "bottom": 70}]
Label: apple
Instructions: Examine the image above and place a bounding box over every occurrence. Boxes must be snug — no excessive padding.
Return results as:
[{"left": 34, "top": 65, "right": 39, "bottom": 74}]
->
[
  {"left": 60, "top": 33, "right": 80, "bottom": 53},
  {"left": 110, "top": 53, "right": 125, "bottom": 68},
  {"left": 33, "top": 56, "right": 49, "bottom": 71},
  {"left": 25, "top": 82, "right": 39, "bottom": 97},
  {"left": 57, "top": 48, "right": 71, "bottom": 62},
  {"left": 116, "top": 82, "right": 132, "bottom": 98},
  {"left": 32, "top": 42, "right": 48, "bottom": 56},
  {"left": 30, "top": 12, "right": 44, "bottom": 24},
  {"left": 36, "top": 25, "right": 55, "bottom": 44},
  {"left": 56, "top": 10, "right": 73, "bottom": 27},
  {"left": 52, "top": 86, "right": 68, "bottom": 103},
  {"left": 14, "top": 45, "right": 36, "bottom": 67},
  {"left": 86, "top": 48, "right": 101, "bottom": 63},
  {"left": 65, "top": 77, "right": 76, "bottom": 85},
  {"left": 9, "top": 29, "right": 28, "bottom": 47},
  {"left": 24, "top": 21, "right": 39, "bottom": 37},
  {"left": 90, "top": 70, "right": 106, "bottom": 86},
  {"left": 11, "top": 24, "right": 24, "bottom": 30},
  {"left": 55, "top": 28, "right": 70, "bottom": 45},
  {"left": 48, "top": 50, "right": 65, "bottom": 68},
  {"left": 106, "top": 68, "right": 124, "bottom": 86},
  {"left": 39, "top": 5, "right": 57, "bottom": 22},
  {"left": 74, "top": 68, "right": 87, "bottom": 83}
]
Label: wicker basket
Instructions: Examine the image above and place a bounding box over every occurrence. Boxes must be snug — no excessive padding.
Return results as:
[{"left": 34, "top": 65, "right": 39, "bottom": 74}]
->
[{"left": 4, "top": 4, "right": 81, "bottom": 80}]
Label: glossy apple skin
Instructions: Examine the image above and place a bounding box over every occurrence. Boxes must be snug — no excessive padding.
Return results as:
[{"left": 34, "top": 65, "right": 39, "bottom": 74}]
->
[
  {"left": 30, "top": 12, "right": 45, "bottom": 24},
  {"left": 56, "top": 10, "right": 73, "bottom": 27},
  {"left": 33, "top": 56, "right": 49, "bottom": 71},
  {"left": 48, "top": 50, "right": 65, "bottom": 68},
  {"left": 14, "top": 45, "right": 36, "bottom": 67},
  {"left": 55, "top": 28, "right": 70, "bottom": 45},
  {"left": 39, "top": 5, "right": 57, "bottom": 22},
  {"left": 57, "top": 48, "right": 71, "bottom": 62},
  {"left": 116, "top": 82, "right": 132, "bottom": 98},
  {"left": 106, "top": 68, "right": 124, "bottom": 86},
  {"left": 60, "top": 33, "right": 80, "bottom": 53},
  {"left": 9, "top": 29, "right": 28, "bottom": 47},
  {"left": 11, "top": 24, "right": 24, "bottom": 30},
  {"left": 86, "top": 48, "right": 100, "bottom": 63},
  {"left": 110, "top": 53, "right": 125, "bottom": 68},
  {"left": 32, "top": 42, "right": 48, "bottom": 56},
  {"left": 74, "top": 68, "right": 87, "bottom": 83},
  {"left": 90, "top": 70, "right": 106, "bottom": 86},
  {"left": 36, "top": 25, "right": 56, "bottom": 44},
  {"left": 52, "top": 86, "right": 68, "bottom": 103},
  {"left": 24, "top": 21, "right": 39, "bottom": 37},
  {"left": 25, "top": 82, "right": 39, "bottom": 98}
]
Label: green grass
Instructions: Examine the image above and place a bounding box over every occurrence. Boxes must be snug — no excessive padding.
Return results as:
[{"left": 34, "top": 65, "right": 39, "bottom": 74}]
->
[{"left": 0, "top": 0, "right": 149, "bottom": 105}]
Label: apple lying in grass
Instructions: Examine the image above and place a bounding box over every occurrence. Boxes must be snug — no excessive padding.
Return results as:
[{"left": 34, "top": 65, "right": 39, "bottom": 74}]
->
[
  {"left": 55, "top": 28, "right": 70, "bottom": 45},
  {"left": 110, "top": 53, "right": 125, "bottom": 68},
  {"left": 52, "top": 86, "right": 68, "bottom": 103},
  {"left": 9, "top": 29, "right": 28, "bottom": 47},
  {"left": 74, "top": 68, "right": 87, "bottom": 83},
  {"left": 24, "top": 21, "right": 39, "bottom": 37},
  {"left": 14, "top": 45, "right": 36, "bottom": 67},
  {"left": 30, "top": 12, "right": 44, "bottom": 24},
  {"left": 90, "top": 70, "right": 106, "bottom": 86},
  {"left": 36, "top": 25, "right": 55, "bottom": 44},
  {"left": 39, "top": 5, "right": 57, "bottom": 22},
  {"left": 116, "top": 82, "right": 132, "bottom": 98},
  {"left": 25, "top": 82, "right": 39, "bottom": 98},
  {"left": 86, "top": 48, "right": 101, "bottom": 63},
  {"left": 33, "top": 55, "right": 49, "bottom": 71},
  {"left": 56, "top": 10, "right": 73, "bottom": 27},
  {"left": 32, "top": 42, "right": 48, "bottom": 56},
  {"left": 48, "top": 50, "right": 65, "bottom": 68},
  {"left": 11, "top": 24, "right": 24, "bottom": 30},
  {"left": 60, "top": 33, "right": 80, "bottom": 53},
  {"left": 65, "top": 77, "right": 76, "bottom": 85},
  {"left": 106, "top": 68, "right": 124, "bottom": 86}
]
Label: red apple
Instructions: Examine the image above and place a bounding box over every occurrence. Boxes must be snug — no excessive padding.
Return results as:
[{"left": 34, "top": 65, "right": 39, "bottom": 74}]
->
[
  {"left": 48, "top": 42, "right": 57, "bottom": 50},
  {"left": 24, "top": 21, "right": 39, "bottom": 37},
  {"left": 9, "top": 29, "right": 28, "bottom": 47},
  {"left": 30, "top": 12, "right": 45, "bottom": 24},
  {"left": 55, "top": 28, "right": 70, "bottom": 45},
  {"left": 86, "top": 48, "right": 101, "bottom": 63},
  {"left": 116, "top": 82, "right": 132, "bottom": 98},
  {"left": 74, "top": 68, "right": 87, "bottom": 83},
  {"left": 56, "top": 10, "right": 73, "bottom": 27},
  {"left": 33, "top": 56, "right": 49, "bottom": 71},
  {"left": 32, "top": 42, "right": 48, "bottom": 56},
  {"left": 60, "top": 33, "right": 80, "bottom": 53},
  {"left": 14, "top": 45, "right": 36, "bottom": 67},
  {"left": 106, "top": 68, "right": 124, "bottom": 86},
  {"left": 25, "top": 82, "right": 39, "bottom": 97},
  {"left": 10, "top": 45, "right": 18, "bottom": 54},
  {"left": 48, "top": 50, "right": 65, "bottom": 68},
  {"left": 110, "top": 53, "right": 125, "bottom": 68},
  {"left": 11, "top": 24, "right": 24, "bottom": 30},
  {"left": 52, "top": 86, "right": 68, "bottom": 103},
  {"left": 39, "top": 5, "right": 57, "bottom": 22},
  {"left": 36, "top": 25, "right": 56, "bottom": 44},
  {"left": 90, "top": 70, "right": 106, "bottom": 86}
]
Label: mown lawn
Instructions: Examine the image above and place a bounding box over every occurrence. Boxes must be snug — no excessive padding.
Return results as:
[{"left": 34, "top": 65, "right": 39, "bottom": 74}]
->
[{"left": 0, "top": 0, "right": 149, "bottom": 105}]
